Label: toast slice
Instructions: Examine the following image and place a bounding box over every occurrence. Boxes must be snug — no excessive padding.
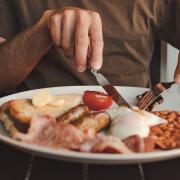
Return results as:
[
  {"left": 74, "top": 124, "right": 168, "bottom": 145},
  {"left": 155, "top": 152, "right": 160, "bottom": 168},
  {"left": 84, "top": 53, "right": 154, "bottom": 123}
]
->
[
  {"left": 0, "top": 94, "right": 83, "bottom": 132},
  {"left": 10, "top": 99, "right": 35, "bottom": 124},
  {"left": 0, "top": 102, "right": 20, "bottom": 137}
]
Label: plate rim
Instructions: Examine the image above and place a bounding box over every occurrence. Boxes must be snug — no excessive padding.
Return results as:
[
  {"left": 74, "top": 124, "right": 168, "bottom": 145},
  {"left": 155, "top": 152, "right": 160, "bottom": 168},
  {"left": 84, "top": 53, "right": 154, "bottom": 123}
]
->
[{"left": 0, "top": 85, "right": 180, "bottom": 164}]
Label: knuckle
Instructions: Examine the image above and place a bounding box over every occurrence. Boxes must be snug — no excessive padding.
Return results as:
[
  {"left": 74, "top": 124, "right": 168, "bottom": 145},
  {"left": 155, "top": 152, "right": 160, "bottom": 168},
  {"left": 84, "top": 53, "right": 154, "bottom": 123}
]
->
[
  {"left": 62, "top": 8, "right": 68, "bottom": 13},
  {"left": 92, "top": 38, "right": 104, "bottom": 47},
  {"left": 61, "top": 40, "right": 71, "bottom": 50},
  {"left": 94, "top": 49, "right": 103, "bottom": 56},
  {"left": 62, "top": 9, "right": 73, "bottom": 16},
  {"left": 62, "top": 9, "right": 74, "bottom": 22},
  {"left": 76, "top": 35, "right": 87, "bottom": 46},
  {"left": 64, "top": 49, "right": 74, "bottom": 58},
  {"left": 50, "top": 14, "right": 59, "bottom": 24},
  {"left": 43, "top": 10, "right": 54, "bottom": 17},
  {"left": 76, "top": 10, "right": 89, "bottom": 25},
  {"left": 91, "top": 12, "right": 101, "bottom": 21},
  {"left": 61, "top": 8, "right": 68, "bottom": 14}
]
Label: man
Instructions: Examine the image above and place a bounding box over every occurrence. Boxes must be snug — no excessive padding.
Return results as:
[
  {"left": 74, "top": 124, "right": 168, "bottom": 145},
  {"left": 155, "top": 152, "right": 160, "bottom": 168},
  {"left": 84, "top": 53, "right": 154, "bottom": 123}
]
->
[{"left": 0, "top": 0, "right": 179, "bottom": 94}]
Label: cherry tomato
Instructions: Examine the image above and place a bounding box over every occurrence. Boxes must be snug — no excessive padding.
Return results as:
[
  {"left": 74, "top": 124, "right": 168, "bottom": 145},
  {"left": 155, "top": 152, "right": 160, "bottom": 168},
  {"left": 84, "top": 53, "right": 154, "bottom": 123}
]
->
[{"left": 83, "top": 91, "right": 113, "bottom": 111}]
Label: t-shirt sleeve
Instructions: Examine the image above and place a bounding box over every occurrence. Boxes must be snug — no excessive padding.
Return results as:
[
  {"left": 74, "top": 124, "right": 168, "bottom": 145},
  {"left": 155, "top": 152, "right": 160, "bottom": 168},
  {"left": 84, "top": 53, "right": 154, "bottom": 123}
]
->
[
  {"left": 0, "top": 0, "right": 19, "bottom": 40},
  {"left": 156, "top": 0, "right": 180, "bottom": 50}
]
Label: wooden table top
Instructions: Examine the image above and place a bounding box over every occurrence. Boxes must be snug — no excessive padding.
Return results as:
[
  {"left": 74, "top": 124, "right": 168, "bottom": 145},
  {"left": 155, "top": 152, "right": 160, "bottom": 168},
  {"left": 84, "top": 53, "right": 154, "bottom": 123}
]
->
[{"left": 1, "top": 141, "right": 180, "bottom": 180}]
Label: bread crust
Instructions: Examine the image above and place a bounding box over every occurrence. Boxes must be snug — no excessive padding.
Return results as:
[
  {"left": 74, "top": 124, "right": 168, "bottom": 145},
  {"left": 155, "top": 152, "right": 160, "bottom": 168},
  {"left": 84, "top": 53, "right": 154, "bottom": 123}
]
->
[{"left": 10, "top": 99, "right": 35, "bottom": 124}]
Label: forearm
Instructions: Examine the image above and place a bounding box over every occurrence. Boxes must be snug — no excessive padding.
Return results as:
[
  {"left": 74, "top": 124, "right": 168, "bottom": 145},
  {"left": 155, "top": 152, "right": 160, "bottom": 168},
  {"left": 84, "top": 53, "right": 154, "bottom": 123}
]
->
[{"left": 0, "top": 15, "right": 53, "bottom": 91}]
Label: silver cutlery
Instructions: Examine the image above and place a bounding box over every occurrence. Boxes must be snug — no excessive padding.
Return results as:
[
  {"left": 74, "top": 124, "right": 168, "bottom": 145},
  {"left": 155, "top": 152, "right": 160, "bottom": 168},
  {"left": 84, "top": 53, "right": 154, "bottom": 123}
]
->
[{"left": 91, "top": 69, "right": 132, "bottom": 109}]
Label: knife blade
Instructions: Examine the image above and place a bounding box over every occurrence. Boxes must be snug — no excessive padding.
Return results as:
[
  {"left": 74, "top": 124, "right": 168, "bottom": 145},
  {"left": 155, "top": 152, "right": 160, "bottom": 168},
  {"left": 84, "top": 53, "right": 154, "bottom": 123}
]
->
[{"left": 91, "top": 69, "right": 132, "bottom": 109}]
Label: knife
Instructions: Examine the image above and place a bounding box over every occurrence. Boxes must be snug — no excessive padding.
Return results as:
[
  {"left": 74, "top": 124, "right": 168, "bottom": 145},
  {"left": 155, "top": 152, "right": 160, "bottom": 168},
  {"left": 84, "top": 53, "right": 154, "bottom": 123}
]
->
[{"left": 91, "top": 69, "right": 132, "bottom": 109}]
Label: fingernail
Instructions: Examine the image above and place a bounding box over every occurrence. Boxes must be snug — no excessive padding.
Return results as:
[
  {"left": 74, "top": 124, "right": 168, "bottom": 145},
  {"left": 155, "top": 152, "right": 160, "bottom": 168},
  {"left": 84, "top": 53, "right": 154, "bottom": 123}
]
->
[
  {"left": 77, "top": 66, "right": 86, "bottom": 72},
  {"left": 175, "top": 74, "right": 180, "bottom": 83}
]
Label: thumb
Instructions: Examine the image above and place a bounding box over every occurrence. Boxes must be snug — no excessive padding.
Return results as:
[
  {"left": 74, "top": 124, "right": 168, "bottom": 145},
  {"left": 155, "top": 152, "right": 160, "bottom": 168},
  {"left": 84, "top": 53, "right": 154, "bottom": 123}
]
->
[{"left": 174, "top": 52, "right": 180, "bottom": 83}]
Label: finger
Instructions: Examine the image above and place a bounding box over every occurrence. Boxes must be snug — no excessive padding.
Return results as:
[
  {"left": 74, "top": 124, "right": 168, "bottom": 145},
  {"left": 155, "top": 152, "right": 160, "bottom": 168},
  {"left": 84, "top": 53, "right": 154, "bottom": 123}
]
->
[
  {"left": 0, "top": 37, "right": 6, "bottom": 44},
  {"left": 61, "top": 7, "right": 81, "bottom": 12},
  {"left": 61, "top": 10, "right": 75, "bottom": 58},
  {"left": 48, "top": 14, "right": 62, "bottom": 46},
  {"left": 87, "top": 37, "right": 91, "bottom": 59},
  {"left": 75, "top": 11, "right": 90, "bottom": 72},
  {"left": 174, "top": 52, "right": 180, "bottom": 83},
  {"left": 89, "top": 12, "right": 103, "bottom": 70}
]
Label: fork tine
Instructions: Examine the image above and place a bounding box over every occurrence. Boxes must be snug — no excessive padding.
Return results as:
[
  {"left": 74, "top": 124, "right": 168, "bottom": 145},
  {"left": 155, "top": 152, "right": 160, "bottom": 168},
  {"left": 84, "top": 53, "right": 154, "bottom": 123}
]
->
[
  {"left": 138, "top": 97, "right": 155, "bottom": 109},
  {"left": 137, "top": 87, "right": 161, "bottom": 109},
  {"left": 137, "top": 91, "right": 155, "bottom": 108},
  {"left": 142, "top": 92, "right": 162, "bottom": 110},
  {"left": 142, "top": 98, "right": 157, "bottom": 110},
  {"left": 138, "top": 89, "right": 161, "bottom": 109},
  {"left": 137, "top": 95, "right": 152, "bottom": 108},
  {"left": 140, "top": 93, "right": 155, "bottom": 107},
  {"left": 137, "top": 81, "right": 175, "bottom": 110}
]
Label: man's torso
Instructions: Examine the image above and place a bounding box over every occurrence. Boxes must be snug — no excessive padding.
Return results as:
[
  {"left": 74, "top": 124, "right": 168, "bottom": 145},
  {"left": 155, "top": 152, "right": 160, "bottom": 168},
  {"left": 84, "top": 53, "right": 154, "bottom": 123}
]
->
[{"left": 8, "top": 0, "right": 158, "bottom": 89}]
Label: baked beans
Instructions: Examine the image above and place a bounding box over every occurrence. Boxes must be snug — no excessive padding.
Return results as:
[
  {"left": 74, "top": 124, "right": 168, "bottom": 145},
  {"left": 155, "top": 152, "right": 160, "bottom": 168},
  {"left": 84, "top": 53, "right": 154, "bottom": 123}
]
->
[{"left": 150, "top": 111, "right": 180, "bottom": 150}]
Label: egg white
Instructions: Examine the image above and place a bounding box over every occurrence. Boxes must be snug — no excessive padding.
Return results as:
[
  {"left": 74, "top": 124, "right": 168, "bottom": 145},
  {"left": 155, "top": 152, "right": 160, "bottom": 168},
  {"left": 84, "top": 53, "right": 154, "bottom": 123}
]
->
[{"left": 107, "top": 106, "right": 167, "bottom": 140}]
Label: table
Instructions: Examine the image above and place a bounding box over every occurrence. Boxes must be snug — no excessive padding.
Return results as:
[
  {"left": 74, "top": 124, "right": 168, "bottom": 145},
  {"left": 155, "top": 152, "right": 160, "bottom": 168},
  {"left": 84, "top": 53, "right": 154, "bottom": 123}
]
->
[{"left": 1, "top": 142, "right": 180, "bottom": 180}]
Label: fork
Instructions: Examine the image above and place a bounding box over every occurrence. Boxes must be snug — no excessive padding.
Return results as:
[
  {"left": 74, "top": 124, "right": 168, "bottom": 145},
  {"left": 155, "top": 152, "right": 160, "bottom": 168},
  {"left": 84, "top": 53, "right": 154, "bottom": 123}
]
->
[{"left": 137, "top": 81, "right": 175, "bottom": 110}]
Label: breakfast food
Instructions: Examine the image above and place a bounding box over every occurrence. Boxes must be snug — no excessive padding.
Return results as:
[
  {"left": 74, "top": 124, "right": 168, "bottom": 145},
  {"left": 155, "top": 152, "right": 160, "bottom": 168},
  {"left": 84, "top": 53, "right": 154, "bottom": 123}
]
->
[
  {"left": 32, "top": 90, "right": 52, "bottom": 107},
  {"left": 83, "top": 91, "right": 113, "bottom": 111},
  {"left": 150, "top": 111, "right": 180, "bottom": 150},
  {"left": 0, "top": 93, "right": 83, "bottom": 135},
  {"left": 136, "top": 91, "right": 164, "bottom": 111},
  {"left": 108, "top": 106, "right": 166, "bottom": 139},
  {"left": 0, "top": 89, "right": 174, "bottom": 154}
]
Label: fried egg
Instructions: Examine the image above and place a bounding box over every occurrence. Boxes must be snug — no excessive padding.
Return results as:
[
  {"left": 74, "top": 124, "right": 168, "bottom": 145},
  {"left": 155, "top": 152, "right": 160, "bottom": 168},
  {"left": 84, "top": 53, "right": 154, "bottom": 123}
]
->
[{"left": 107, "top": 106, "right": 166, "bottom": 140}]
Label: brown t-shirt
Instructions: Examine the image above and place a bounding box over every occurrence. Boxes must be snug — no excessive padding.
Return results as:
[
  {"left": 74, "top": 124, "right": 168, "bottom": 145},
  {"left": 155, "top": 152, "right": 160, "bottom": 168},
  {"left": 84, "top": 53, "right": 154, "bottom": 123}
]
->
[{"left": 0, "top": 0, "right": 180, "bottom": 89}]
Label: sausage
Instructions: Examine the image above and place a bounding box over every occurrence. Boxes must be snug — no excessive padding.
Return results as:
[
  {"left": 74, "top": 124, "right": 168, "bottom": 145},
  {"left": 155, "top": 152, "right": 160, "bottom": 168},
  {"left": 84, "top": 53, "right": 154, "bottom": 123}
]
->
[
  {"left": 73, "top": 112, "right": 111, "bottom": 133},
  {"left": 57, "top": 104, "right": 89, "bottom": 124}
]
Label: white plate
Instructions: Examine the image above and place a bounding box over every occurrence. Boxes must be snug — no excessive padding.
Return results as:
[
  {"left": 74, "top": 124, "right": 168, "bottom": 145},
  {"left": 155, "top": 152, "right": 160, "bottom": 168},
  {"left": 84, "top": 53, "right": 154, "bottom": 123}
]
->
[{"left": 0, "top": 86, "right": 180, "bottom": 164}]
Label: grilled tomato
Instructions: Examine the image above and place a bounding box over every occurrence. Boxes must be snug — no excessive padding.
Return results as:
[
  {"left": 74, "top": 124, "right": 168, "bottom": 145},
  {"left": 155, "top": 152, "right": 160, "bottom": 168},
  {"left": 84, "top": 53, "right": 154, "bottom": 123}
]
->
[{"left": 83, "top": 91, "right": 113, "bottom": 111}]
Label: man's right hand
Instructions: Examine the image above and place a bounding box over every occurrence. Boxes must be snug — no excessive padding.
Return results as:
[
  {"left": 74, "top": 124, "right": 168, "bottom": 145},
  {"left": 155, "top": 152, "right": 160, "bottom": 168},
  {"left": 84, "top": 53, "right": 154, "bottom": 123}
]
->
[{"left": 42, "top": 7, "right": 104, "bottom": 72}]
